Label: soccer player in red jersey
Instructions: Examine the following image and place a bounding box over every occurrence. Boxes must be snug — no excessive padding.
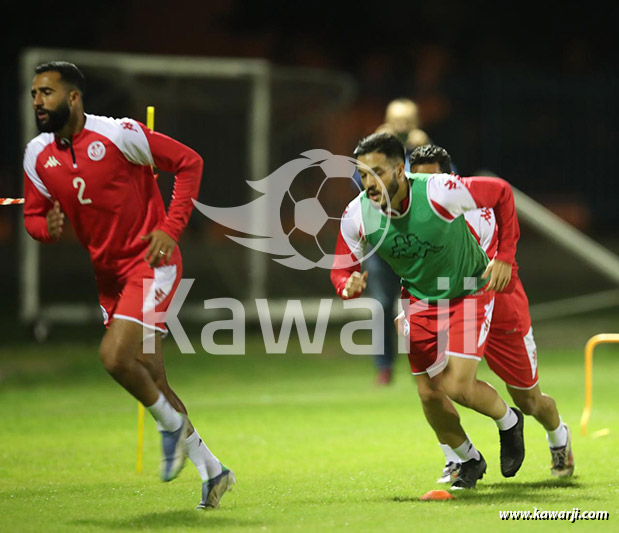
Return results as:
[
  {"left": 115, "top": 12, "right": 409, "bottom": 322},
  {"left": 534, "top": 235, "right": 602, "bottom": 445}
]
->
[
  {"left": 408, "top": 145, "right": 574, "bottom": 481},
  {"left": 23, "top": 62, "right": 235, "bottom": 509},
  {"left": 332, "top": 133, "right": 525, "bottom": 489}
]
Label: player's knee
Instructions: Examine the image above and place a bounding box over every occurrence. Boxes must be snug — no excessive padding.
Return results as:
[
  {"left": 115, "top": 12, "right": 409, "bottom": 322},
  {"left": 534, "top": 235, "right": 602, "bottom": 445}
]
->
[
  {"left": 99, "top": 344, "right": 129, "bottom": 376},
  {"left": 417, "top": 385, "right": 445, "bottom": 407},
  {"left": 443, "top": 380, "right": 474, "bottom": 407}
]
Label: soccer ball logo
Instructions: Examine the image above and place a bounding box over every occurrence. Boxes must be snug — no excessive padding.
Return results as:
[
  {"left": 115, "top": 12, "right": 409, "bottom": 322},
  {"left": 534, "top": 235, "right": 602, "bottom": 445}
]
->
[{"left": 193, "top": 149, "right": 390, "bottom": 270}]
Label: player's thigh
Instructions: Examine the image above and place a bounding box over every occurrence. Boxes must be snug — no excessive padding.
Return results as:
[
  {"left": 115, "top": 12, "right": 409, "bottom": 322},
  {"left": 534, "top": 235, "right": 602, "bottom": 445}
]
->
[
  {"left": 443, "top": 355, "right": 480, "bottom": 389},
  {"left": 100, "top": 318, "right": 145, "bottom": 364}
]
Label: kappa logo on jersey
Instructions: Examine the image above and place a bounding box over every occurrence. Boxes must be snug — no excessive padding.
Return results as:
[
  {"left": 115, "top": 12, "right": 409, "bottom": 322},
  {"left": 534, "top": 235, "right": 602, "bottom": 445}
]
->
[
  {"left": 44, "top": 156, "right": 61, "bottom": 168},
  {"left": 480, "top": 207, "right": 493, "bottom": 224},
  {"left": 87, "top": 141, "right": 106, "bottom": 161},
  {"left": 154, "top": 288, "right": 168, "bottom": 304},
  {"left": 121, "top": 121, "right": 137, "bottom": 132},
  {"left": 391, "top": 233, "right": 443, "bottom": 259}
]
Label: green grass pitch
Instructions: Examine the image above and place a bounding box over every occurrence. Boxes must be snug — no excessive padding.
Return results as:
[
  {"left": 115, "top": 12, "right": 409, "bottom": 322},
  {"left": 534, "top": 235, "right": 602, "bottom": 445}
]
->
[{"left": 1, "top": 329, "right": 617, "bottom": 532}]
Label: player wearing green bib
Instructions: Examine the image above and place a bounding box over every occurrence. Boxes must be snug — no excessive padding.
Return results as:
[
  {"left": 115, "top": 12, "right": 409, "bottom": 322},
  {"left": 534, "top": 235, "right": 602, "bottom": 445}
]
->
[
  {"left": 359, "top": 171, "right": 489, "bottom": 301},
  {"left": 331, "top": 133, "right": 524, "bottom": 489}
]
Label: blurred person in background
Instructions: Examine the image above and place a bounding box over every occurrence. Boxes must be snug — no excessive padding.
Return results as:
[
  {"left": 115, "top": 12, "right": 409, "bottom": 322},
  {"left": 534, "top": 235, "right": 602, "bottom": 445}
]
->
[
  {"left": 23, "top": 61, "right": 235, "bottom": 510},
  {"left": 377, "top": 98, "right": 430, "bottom": 156},
  {"left": 407, "top": 144, "right": 574, "bottom": 483}
]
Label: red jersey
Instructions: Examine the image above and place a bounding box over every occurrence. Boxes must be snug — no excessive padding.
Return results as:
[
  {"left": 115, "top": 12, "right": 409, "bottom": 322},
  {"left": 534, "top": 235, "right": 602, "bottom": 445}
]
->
[
  {"left": 463, "top": 201, "right": 519, "bottom": 293},
  {"left": 23, "top": 113, "right": 202, "bottom": 276}
]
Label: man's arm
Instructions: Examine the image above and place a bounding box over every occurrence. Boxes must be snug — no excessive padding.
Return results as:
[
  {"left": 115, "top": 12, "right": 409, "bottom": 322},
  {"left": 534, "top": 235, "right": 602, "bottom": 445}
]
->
[
  {"left": 137, "top": 125, "right": 203, "bottom": 242},
  {"left": 460, "top": 176, "right": 518, "bottom": 265},
  {"left": 23, "top": 171, "right": 58, "bottom": 242},
  {"left": 464, "top": 208, "right": 519, "bottom": 293},
  {"left": 117, "top": 119, "right": 203, "bottom": 266},
  {"left": 331, "top": 199, "right": 368, "bottom": 299},
  {"left": 427, "top": 174, "right": 519, "bottom": 291}
]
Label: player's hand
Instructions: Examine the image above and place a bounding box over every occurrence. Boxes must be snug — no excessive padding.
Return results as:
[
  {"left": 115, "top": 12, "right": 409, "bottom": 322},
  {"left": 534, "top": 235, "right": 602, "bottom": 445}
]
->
[
  {"left": 342, "top": 271, "right": 368, "bottom": 299},
  {"left": 46, "top": 201, "right": 64, "bottom": 240},
  {"left": 481, "top": 259, "right": 511, "bottom": 292},
  {"left": 141, "top": 229, "right": 176, "bottom": 268}
]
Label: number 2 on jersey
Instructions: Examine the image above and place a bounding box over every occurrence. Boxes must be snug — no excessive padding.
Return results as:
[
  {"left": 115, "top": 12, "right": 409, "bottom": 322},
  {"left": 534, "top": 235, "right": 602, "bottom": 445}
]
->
[{"left": 72, "top": 177, "right": 92, "bottom": 205}]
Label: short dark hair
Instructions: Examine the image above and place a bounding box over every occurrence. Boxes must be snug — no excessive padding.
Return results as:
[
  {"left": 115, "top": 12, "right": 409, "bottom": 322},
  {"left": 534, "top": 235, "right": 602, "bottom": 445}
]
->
[
  {"left": 409, "top": 144, "right": 452, "bottom": 173},
  {"left": 353, "top": 133, "right": 405, "bottom": 164},
  {"left": 35, "top": 61, "right": 86, "bottom": 94}
]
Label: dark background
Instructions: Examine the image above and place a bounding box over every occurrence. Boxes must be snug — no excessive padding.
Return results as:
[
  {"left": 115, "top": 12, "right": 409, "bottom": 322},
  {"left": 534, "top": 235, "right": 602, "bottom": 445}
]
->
[
  {"left": 2, "top": 1, "right": 618, "bottom": 224},
  {"left": 1, "top": 0, "right": 618, "bottom": 319}
]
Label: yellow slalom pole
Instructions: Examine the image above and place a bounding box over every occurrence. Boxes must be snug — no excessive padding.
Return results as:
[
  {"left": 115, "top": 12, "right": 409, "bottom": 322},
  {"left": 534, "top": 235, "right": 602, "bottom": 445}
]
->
[
  {"left": 147, "top": 105, "right": 155, "bottom": 133},
  {"left": 136, "top": 105, "right": 156, "bottom": 474},
  {"left": 580, "top": 333, "right": 619, "bottom": 435},
  {"left": 137, "top": 401, "right": 145, "bottom": 473}
]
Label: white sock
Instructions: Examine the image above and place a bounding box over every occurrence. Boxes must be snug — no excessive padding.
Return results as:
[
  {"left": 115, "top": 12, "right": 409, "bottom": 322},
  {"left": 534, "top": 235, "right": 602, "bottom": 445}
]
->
[
  {"left": 186, "top": 430, "right": 223, "bottom": 481},
  {"left": 495, "top": 404, "right": 518, "bottom": 431},
  {"left": 547, "top": 419, "right": 568, "bottom": 448},
  {"left": 146, "top": 392, "right": 183, "bottom": 432},
  {"left": 453, "top": 437, "right": 481, "bottom": 462},
  {"left": 439, "top": 443, "right": 461, "bottom": 465}
]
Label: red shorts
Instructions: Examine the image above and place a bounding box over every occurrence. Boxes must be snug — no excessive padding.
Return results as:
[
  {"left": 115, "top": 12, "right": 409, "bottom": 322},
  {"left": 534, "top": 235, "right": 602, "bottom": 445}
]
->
[
  {"left": 96, "top": 248, "right": 183, "bottom": 335},
  {"left": 484, "top": 278, "right": 539, "bottom": 389},
  {"left": 402, "top": 288, "right": 495, "bottom": 378}
]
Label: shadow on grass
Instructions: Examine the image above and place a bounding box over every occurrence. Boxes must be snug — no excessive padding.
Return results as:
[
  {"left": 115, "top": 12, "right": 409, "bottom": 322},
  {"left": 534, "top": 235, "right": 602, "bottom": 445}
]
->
[
  {"left": 483, "top": 479, "right": 582, "bottom": 490},
  {"left": 392, "top": 478, "right": 588, "bottom": 505},
  {"left": 71, "top": 510, "right": 263, "bottom": 530}
]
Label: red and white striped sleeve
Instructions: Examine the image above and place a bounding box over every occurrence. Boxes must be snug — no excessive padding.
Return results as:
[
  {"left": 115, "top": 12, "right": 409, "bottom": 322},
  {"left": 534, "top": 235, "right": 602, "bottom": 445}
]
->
[
  {"left": 139, "top": 125, "right": 203, "bottom": 242},
  {"left": 331, "top": 196, "right": 366, "bottom": 299},
  {"left": 23, "top": 138, "right": 55, "bottom": 243},
  {"left": 464, "top": 208, "right": 498, "bottom": 256},
  {"left": 23, "top": 172, "right": 54, "bottom": 243},
  {"left": 464, "top": 207, "right": 519, "bottom": 294},
  {"left": 427, "top": 174, "right": 519, "bottom": 265}
]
